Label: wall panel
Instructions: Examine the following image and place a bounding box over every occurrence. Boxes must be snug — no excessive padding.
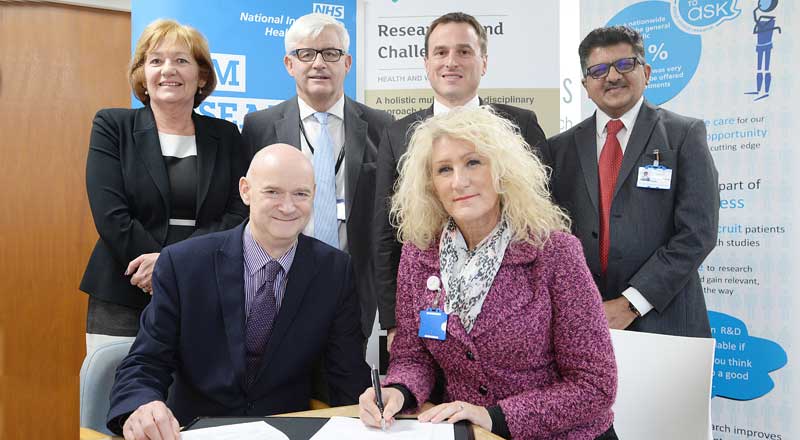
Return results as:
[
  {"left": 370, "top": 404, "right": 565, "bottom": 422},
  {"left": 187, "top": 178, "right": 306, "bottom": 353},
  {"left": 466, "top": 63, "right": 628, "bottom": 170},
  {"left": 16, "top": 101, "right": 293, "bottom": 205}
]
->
[{"left": 0, "top": 3, "right": 130, "bottom": 438}]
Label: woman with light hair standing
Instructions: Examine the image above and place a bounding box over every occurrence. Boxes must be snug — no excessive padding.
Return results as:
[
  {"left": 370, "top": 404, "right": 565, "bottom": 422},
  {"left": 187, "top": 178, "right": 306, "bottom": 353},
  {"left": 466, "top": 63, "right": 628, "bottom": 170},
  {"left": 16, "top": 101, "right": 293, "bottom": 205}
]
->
[
  {"left": 359, "top": 107, "right": 618, "bottom": 439},
  {"left": 81, "top": 19, "right": 247, "bottom": 356}
]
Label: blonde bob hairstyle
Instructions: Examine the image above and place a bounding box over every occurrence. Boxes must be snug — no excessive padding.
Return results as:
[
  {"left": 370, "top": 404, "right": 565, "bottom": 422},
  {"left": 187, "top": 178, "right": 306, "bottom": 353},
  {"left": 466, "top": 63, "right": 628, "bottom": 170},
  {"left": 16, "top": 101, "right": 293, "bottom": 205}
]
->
[
  {"left": 128, "top": 19, "right": 216, "bottom": 108},
  {"left": 391, "top": 106, "right": 570, "bottom": 249}
]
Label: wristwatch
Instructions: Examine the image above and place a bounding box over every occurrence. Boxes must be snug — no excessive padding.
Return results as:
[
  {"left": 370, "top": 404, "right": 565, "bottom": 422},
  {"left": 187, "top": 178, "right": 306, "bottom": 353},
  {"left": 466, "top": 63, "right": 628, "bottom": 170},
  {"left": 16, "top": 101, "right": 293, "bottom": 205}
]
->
[{"left": 628, "top": 300, "right": 642, "bottom": 318}]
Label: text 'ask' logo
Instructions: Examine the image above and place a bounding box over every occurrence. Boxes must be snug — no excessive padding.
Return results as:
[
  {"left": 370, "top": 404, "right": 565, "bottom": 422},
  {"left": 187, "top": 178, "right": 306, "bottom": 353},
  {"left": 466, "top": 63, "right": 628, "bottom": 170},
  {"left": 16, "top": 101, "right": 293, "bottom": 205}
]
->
[
  {"left": 212, "top": 53, "right": 246, "bottom": 93},
  {"left": 312, "top": 3, "right": 345, "bottom": 19}
]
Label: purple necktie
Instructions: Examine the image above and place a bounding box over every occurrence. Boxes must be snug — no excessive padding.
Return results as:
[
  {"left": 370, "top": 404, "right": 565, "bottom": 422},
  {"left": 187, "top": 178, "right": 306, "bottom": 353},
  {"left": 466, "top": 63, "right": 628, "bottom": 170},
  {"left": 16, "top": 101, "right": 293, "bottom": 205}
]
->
[{"left": 245, "top": 260, "right": 282, "bottom": 387}]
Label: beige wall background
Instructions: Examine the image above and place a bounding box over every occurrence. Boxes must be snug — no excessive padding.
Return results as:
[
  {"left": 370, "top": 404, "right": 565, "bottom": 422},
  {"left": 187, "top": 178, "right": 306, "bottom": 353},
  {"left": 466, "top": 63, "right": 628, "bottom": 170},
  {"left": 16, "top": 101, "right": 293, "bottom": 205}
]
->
[{"left": 0, "top": 3, "right": 130, "bottom": 438}]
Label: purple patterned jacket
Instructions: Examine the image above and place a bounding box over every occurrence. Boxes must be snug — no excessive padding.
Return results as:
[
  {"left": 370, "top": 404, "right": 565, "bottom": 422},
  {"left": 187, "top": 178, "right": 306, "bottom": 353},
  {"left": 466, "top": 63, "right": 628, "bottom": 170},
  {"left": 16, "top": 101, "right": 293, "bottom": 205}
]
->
[{"left": 385, "top": 231, "right": 617, "bottom": 439}]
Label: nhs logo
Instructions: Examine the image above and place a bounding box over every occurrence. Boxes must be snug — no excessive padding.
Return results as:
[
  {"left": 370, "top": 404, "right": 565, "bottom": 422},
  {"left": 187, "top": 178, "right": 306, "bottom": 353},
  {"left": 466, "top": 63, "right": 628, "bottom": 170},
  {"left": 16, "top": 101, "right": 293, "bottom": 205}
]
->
[
  {"left": 211, "top": 53, "right": 246, "bottom": 93},
  {"left": 312, "top": 3, "right": 345, "bottom": 19}
]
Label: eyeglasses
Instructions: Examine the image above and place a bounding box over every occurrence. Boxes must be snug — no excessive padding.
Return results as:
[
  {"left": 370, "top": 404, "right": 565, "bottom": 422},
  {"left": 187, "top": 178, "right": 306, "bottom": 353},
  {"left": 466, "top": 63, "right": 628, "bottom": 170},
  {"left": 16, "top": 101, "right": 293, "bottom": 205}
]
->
[
  {"left": 290, "top": 48, "right": 346, "bottom": 62},
  {"left": 585, "top": 57, "right": 642, "bottom": 79}
]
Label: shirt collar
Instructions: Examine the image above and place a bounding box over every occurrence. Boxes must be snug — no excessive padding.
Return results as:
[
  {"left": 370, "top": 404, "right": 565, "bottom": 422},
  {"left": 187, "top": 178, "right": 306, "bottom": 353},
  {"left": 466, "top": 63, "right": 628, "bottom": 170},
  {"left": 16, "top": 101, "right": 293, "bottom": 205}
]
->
[
  {"left": 595, "top": 95, "right": 644, "bottom": 136},
  {"left": 242, "top": 223, "right": 297, "bottom": 276},
  {"left": 298, "top": 95, "right": 345, "bottom": 121},
  {"left": 433, "top": 94, "right": 480, "bottom": 115}
]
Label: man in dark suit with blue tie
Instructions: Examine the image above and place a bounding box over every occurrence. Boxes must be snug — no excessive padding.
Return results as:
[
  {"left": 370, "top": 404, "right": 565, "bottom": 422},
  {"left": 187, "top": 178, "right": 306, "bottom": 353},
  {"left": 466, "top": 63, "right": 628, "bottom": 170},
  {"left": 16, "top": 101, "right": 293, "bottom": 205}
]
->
[
  {"left": 543, "top": 26, "right": 719, "bottom": 337},
  {"left": 107, "top": 144, "right": 370, "bottom": 440},
  {"left": 242, "top": 13, "right": 393, "bottom": 339}
]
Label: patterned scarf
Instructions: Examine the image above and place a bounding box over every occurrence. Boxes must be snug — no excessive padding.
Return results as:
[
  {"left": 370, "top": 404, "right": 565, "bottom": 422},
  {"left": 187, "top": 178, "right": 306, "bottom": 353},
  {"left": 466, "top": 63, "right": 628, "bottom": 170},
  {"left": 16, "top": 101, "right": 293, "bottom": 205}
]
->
[{"left": 439, "top": 218, "right": 512, "bottom": 333}]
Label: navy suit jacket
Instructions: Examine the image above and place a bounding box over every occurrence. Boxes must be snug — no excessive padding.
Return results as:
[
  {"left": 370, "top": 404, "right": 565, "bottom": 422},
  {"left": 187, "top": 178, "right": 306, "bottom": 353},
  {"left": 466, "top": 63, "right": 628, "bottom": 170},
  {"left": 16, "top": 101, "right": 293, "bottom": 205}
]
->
[
  {"left": 107, "top": 223, "right": 371, "bottom": 432},
  {"left": 542, "top": 100, "right": 719, "bottom": 337}
]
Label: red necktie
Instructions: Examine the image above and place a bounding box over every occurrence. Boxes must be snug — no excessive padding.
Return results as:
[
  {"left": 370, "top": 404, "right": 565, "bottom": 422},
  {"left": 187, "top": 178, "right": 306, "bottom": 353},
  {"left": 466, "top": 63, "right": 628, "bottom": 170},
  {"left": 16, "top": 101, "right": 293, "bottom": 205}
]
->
[{"left": 599, "top": 119, "right": 624, "bottom": 273}]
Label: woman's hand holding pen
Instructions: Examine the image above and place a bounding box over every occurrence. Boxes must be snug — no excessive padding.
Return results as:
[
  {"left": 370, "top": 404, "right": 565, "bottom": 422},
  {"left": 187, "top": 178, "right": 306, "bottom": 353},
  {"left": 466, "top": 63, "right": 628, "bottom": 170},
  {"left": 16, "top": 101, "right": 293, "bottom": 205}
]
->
[{"left": 358, "top": 386, "right": 404, "bottom": 429}]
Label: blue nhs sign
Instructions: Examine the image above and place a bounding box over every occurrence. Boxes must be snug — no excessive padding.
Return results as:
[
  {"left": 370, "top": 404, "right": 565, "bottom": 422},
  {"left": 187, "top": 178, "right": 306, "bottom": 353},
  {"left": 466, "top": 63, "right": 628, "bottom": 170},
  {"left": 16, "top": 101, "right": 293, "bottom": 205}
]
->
[
  {"left": 312, "top": 3, "right": 344, "bottom": 19},
  {"left": 211, "top": 53, "right": 246, "bottom": 93}
]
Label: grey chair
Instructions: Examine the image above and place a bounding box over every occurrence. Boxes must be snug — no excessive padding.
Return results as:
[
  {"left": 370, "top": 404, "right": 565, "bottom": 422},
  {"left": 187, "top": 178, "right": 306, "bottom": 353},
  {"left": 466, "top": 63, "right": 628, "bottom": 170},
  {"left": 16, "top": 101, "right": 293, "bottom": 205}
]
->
[{"left": 79, "top": 340, "right": 133, "bottom": 435}]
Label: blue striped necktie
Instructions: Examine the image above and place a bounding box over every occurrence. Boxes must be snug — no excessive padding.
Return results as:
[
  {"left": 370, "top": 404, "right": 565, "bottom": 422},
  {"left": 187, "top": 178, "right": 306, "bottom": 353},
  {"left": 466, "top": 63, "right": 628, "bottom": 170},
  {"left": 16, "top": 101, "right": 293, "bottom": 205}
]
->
[{"left": 312, "top": 112, "right": 339, "bottom": 248}]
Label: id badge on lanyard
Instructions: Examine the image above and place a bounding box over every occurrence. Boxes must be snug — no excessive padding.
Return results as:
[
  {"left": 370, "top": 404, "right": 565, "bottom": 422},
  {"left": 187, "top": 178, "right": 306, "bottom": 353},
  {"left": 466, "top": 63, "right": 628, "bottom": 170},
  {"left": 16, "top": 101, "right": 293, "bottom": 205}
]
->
[
  {"left": 419, "top": 276, "right": 448, "bottom": 341},
  {"left": 637, "top": 148, "right": 672, "bottom": 190}
]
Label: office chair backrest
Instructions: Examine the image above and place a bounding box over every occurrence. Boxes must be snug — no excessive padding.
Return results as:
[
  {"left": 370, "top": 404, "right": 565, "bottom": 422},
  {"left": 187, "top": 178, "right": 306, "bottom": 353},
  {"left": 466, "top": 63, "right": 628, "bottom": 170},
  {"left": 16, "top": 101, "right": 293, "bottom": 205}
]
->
[
  {"left": 79, "top": 340, "right": 133, "bottom": 435},
  {"left": 610, "top": 329, "right": 716, "bottom": 440}
]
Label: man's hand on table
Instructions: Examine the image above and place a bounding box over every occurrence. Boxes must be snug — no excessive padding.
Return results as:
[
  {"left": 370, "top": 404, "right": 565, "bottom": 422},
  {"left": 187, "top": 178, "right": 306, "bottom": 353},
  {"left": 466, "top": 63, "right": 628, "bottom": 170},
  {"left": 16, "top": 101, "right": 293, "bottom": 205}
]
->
[{"left": 122, "top": 400, "right": 180, "bottom": 440}]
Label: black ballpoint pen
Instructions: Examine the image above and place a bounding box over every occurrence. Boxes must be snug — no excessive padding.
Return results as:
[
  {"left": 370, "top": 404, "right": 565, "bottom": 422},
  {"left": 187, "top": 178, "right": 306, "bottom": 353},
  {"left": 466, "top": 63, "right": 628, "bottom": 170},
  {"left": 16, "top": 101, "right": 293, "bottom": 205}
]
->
[{"left": 371, "top": 364, "right": 386, "bottom": 431}]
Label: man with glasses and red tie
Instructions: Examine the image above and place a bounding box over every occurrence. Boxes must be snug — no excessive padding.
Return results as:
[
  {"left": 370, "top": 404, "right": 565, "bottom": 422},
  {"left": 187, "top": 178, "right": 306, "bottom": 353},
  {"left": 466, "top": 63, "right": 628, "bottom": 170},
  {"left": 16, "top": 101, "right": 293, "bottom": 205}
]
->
[
  {"left": 542, "top": 26, "right": 719, "bottom": 338},
  {"left": 242, "top": 13, "right": 393, "bottom": 342}
]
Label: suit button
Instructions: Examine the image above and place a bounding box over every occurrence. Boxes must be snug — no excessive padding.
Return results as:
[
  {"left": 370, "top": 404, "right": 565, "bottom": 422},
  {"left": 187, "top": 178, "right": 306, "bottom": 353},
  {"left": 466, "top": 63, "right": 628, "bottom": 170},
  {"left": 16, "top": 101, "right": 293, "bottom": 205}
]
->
[
  {"left": 591, "top": 231, "right": 598, "bottom": 238},
  {"left": 478, "top": 385, "right": 488, "bottom": 395},
  {"left": 247, "top": 402, "right": 254, "bottom": 411},
  {"left": 466, "top": 351, "right": 475, "bottom": 361}
]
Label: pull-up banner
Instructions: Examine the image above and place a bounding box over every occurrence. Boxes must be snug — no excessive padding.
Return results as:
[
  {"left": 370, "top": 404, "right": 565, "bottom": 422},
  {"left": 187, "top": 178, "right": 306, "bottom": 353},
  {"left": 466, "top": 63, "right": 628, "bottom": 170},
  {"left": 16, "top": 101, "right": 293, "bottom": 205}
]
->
[{"left": 580, "top": 1, "right": 795, "bottom": 439}]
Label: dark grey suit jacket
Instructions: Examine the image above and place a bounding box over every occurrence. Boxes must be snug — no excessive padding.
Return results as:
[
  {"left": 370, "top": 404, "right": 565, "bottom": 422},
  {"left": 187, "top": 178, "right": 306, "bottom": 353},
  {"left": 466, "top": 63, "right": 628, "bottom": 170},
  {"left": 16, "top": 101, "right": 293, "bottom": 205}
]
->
[
  {"left": 241, "top": 96, "right": 394, "bottom": 337},
  {"left": 542, "top": 100, "right": 718, "bottom": 337},
  {"left": 373, "top": 103, "right": 548, "bottom": 329}
]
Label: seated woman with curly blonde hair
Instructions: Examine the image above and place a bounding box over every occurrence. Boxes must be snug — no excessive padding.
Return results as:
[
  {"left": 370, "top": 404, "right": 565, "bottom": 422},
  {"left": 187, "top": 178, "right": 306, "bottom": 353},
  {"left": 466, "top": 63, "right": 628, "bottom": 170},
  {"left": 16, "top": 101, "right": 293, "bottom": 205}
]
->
[{"left": 358, "top": 107, "right": 617, "bottom": 439}]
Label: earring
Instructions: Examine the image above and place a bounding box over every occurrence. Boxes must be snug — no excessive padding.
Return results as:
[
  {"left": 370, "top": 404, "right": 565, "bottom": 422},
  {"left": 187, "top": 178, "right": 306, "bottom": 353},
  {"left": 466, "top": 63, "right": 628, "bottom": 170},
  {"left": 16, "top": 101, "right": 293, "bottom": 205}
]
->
[
  {"left": 197, "top": 87, "right": 203, "bottom": 95},
  {"left": 144, "top": 89, "right": 148, "bottom": 95}
]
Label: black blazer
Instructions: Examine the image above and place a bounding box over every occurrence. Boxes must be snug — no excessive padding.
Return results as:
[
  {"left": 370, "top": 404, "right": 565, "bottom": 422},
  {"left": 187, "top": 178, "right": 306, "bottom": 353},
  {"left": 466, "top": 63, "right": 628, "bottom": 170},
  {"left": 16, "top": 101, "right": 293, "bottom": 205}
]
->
[
  {"left": 542, "top": 100, "right": 718, "bottom": 337},
  {"left": 241, "top": 96, "right": 394, "bottom": 336},
  {"left": 107, "top": 224, "right": 370, "bottom": 431},
  {"left": 373, "top": 103, "right": 548, "bottom": 328},
  {"left": 80, "top": 106, "right": 248, "bottom": 310}
]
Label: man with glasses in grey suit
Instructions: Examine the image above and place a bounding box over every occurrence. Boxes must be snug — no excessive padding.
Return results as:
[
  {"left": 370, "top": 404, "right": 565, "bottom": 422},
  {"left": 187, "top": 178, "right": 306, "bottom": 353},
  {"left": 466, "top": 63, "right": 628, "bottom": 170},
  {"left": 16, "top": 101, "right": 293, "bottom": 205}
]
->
[
  {"left": 242, "top": 13, "right": 394, "bottom": 341},
  {"left": 543, "top": 26, "right": 719, "bottom": 337}
]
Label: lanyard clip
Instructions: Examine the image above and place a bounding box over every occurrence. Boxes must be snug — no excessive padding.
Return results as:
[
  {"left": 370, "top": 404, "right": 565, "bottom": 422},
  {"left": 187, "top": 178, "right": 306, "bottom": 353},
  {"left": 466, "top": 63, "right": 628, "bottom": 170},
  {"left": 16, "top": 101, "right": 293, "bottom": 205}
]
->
[
  {"left": 652, "top": 149, "right": 661, "bottom": 167},
  {"left": 427, "top": 276, "right": 442, "bottom": 308}
]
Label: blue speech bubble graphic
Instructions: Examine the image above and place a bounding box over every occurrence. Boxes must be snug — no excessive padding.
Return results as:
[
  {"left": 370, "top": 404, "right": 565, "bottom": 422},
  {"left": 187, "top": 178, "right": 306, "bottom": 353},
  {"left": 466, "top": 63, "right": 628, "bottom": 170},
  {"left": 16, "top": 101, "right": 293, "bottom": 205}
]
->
[
  {"left": 672, "top": 0, "right": 741, "bottom": 33},
  {"left": 607, "top": 1, "right": 702, "bottom": 105},
  {"left": 709, "top": 311, "right": 787, "bottom": 400}
]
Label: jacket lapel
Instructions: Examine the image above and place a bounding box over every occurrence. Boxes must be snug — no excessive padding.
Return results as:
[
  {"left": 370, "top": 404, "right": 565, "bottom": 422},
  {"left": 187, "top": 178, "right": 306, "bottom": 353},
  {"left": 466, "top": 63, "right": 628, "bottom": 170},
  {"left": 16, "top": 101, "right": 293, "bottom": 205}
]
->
[
  {"left": 214, "top": 223, "right": 248, "bottom": 391},
  {"left": 574, "top": 115, "right": 600, "bottom": 213},
  {"left": 255, "top": 234, "right": 318, "bottom": 381},
  {"left": 615, "top": 100, "right": 658, "bottom": 197},
  {"left": 277, "top": 97, "right": 302, "bottom": 148},
  {"left": 469, "top": 242, "right": 540, "bottom": 338},
  {"left": 133, "top": 106, "right": 170, "bottom": 212},
  {"left": 193, "top": 112, "right": 219, "bottom": 216},
  {"left": 342, "top": 97, "right": 368, "bottom": 220}
]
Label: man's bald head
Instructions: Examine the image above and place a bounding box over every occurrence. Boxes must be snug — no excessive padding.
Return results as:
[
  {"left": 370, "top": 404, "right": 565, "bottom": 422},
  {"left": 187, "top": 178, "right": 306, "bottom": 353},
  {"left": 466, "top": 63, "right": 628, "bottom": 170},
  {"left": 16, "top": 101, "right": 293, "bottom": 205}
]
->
[
  {"left": 247, "top": 143, "right": 314, "bottom": 182},
  {"left": 240, "top": 144, "right": 316, "bottom": 256}
]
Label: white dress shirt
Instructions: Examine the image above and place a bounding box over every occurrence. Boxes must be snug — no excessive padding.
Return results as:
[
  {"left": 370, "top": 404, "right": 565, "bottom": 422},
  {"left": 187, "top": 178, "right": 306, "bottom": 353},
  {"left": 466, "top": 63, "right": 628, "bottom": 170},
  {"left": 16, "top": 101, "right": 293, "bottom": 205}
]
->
[
  {"left": 433, "top": 94, "right": 481, "bottom": 115},
  {"left": 297, "top": 95, "right": 348, "bottom": 251}
]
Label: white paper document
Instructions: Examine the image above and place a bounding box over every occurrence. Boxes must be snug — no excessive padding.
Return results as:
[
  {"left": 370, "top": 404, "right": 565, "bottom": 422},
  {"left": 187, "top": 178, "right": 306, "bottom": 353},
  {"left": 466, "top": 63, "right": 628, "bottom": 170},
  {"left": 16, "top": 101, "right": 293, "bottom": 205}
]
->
[
  {"left": 180, "top": 421, "right": 289, "bottom": 440},
  {"left": 309, "top": 416, "right": 455, "bottom": 440}
]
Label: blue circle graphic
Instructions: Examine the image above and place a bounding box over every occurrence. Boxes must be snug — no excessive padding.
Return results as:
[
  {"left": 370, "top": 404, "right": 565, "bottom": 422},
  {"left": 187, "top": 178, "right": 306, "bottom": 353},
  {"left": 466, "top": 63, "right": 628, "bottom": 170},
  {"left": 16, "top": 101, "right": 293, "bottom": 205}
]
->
[{"left": 607, "top": 1, "right": 702, "bottom": 105}]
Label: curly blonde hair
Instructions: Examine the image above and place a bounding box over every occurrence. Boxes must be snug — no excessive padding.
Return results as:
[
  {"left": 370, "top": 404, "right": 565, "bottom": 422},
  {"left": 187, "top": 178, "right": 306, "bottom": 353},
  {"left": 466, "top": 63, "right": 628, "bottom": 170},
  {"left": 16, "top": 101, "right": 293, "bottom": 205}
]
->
[{"left": 391, "top": 106, "right": 570, "bottom": 249}]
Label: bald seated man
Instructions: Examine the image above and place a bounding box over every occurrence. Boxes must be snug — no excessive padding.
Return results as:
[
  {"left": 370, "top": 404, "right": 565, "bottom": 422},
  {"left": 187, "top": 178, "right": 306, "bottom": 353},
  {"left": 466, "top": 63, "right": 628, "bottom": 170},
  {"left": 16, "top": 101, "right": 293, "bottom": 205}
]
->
[{"left": 107, "top": 144, "right": 371, "bottom": 440}]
